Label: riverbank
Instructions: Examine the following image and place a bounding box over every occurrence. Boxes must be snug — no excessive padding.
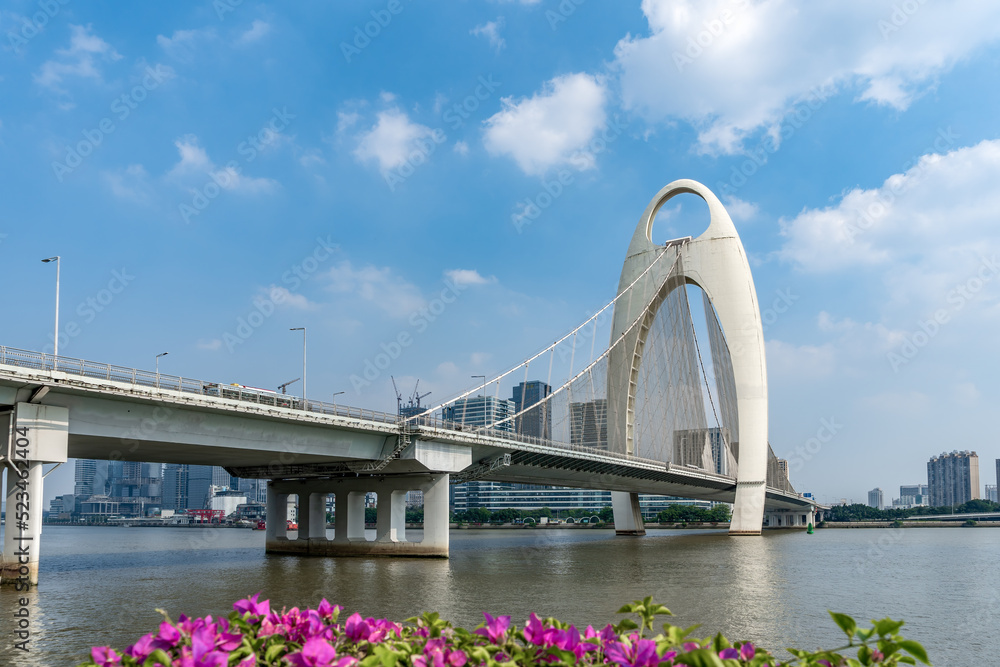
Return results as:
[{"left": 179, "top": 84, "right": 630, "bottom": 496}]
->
[{"left": 821, "top": 520, "right": 1000, "bottom": 528}]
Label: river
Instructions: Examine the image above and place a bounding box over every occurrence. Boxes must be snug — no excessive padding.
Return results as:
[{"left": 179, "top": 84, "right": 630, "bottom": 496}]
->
[{"left": 0, "top": 525, "right": 997, "bottom": 666}]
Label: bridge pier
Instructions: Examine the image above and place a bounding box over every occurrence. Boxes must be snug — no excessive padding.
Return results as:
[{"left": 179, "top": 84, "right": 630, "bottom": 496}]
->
[
  {"left": 266, "top": 473, "right": 449, "bottom": 557},
  {"left": 611, "top": 491, "right": 646, "bottom": 536},
  {"left": 1, "top": 403, "right": 68, "bottom": 587}
]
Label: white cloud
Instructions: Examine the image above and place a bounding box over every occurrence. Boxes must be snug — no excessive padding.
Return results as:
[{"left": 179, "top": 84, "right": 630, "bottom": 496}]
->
[
  {"left": 453, "top": 141, "right": 470, "bottom": 156},
  {"left": 157, "top": 28, "right": 216, "bottom": 63},
  {"left": 483, "top": 72, "right": 607, "bottom": 175},
  {"left": 778, "top": 139, "right": 1000, "bottom": 285},
  {"left": 259, "top": 285, "right": 315, "bottom": 310},
  {"left": 326, "top": 260, "right": 426, "bottom": 318},
  {"left": 236, "top": 20, "right": 271, "bottom": 45},
  {"left": 353, "top": 108, "right": 435, "bottom": 174},
  {"left": 471, "top": 18, "right": 506, "bottom": 52},
  {"left": 445, "top": 269, "right": 495, "bottom": 287},
  {"left": 614, "top": 0, "right": 1000, "bottom": 154},
  {"left": 722, "top": 196, "right": 758, "bottom": 223},
  {"left": 337, "top": 112, "right": 360, "bottom": 133},
  {"left": 35, "top": 24, "right": 122, "bottom": 94},
  {"left": 104, "top": 164, "right": 151, "bottom": 202},
  {"left": 197, "top": 339, "right": 223, "bottom": 351},
  {"left": 167, "top": 135, "right": 278, "bottom": 194}
]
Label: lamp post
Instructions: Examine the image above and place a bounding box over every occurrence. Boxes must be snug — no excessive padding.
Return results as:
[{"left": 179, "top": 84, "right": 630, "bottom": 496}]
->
[
  {"left": 155, "top": 352, "right": 168, "bottom": 388},
  {"left": 41, "top": 256, "right": 60, "bottom": 363},
  {"left": 290, "top": 327, "right": 306, "bottom": 409},
  {"left": 332, "top": 391, "right": 345, "bottom": 415}
]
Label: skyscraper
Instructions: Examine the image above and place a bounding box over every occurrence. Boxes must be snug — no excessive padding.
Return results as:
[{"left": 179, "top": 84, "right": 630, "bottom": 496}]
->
[
  {"left": 162, "top": 464, "right": 189, "bottom": 511},
  {"left": 868, "top": 488, "right": 884, "bottom": 510},
  {"left": 927, "top": 451, "right": 980, "bottom": 507},
  {"left": 187, "top": 465, "right": 214, "bottom": 510},
  {"left": 511, "top": 380, "right": 552, "bottom": 439},
  {"left": 443, "top": 396, "right": 515, "bottom": 432},
  {"left": 570, "top": 399, "right": 607, "bottom": 449}
]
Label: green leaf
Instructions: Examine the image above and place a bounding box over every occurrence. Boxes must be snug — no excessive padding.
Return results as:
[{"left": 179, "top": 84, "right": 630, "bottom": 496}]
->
[
  {"left": 897, "top": 639, "right": 931, "bottom": 665},
  {"left": 829, "top": 612, "right": 857, "bottom": 640},
  {"left": 674, "top": 647, "right": 726, "bottom": 667},
  {"left": 143, "top": 649, "right": 172, "bottom": 667},
  {"left": 873, "top": 619, "right": 905, "bottom": 637},
  {"left": 264, "top": 642, "right": 286, "bottom": 663}
]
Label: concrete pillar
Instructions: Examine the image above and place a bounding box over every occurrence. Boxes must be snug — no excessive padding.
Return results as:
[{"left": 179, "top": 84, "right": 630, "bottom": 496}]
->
[
  {"left": 421, "top": 474, "right": 449, "bottom": 553},
  {"left": 309, "top": 493, "right": 327, "bottom": 540},
  {"left": 611, "top": 491, "right": 646, "bottom": 536},
  {"left": 375, "top": 492, "right": 394, "bottom": 542},
  {"left": 347, "top": 491, "right": 366, "bottom": 541},
  {"left": 1, "top": 403, "right": 68, "bottom": 587},
  {"left": 265, "top": 484, "right": 288, "bottom": 541},
  {"left": 297, "top": 492, "right": 312, "bottom": 541}
]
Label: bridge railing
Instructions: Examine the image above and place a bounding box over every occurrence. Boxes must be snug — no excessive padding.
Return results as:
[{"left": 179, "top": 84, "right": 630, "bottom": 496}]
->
[{"left": 0, "top": 345, "right": 399, "bottom": 426}]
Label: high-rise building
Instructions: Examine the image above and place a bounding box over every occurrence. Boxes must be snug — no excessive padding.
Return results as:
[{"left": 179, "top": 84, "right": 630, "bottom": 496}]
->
[
  {"left": 74, "top": 459, "right": 111, "bottom": 497},
  {"left": 187, "top": 465, "right": 214, "bottom": 510},
  {"left": 443, "top": 396, "right": 515, "bottom": 432},
  {"left": 672, "top": 428, "right": 731, "bottom": 474},
  {"left": 868, "top": 487, "right": 884, "bottom": 510},
  {"left": 986, "top": 485, "right": 998, "bottom": 503},
  {"left": 927, "top": 451, "right": 980, "bottom": 507},
  {"left": 570, "top": 399, "right": 608, "bottom": 450},
  {"left": 996, "top": 459, "right": 999, "bottom": 500},
  {"left": 511, "top": 381, "right": 552, "bottom": 439},
  {"left": 162, "top": 464, "right": 189, "bottom": 511}
]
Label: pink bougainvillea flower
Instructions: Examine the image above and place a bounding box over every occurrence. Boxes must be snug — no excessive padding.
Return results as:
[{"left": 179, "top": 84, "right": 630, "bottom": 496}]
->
[
  {"left": 157, "top": 621, "right": 181, "bottom": 646},
  {"left": 287, "top": 636, "right": 339, "bottom": 667},
  {"left": 233, "top": 593, "right": 270, "bottom": 618},
  {"left": 719, "top": 647, "right": 740, "bottom": 659},
  {"left": 740, "top": 643, "right": 755, "bottom": 660},
  {"left": 447, "top": 648, "right": 468, "bottom": 667},
  {"left": 90, "top": 646, "right": 122, "bottom": 667},
  {"left": 317, "top": 599, "right": 340, "bottom": 620},
  {"left": 473, "top": 612, "right": 511, "bottom": 644},
  {"left": 523, "top": 612, "right": 555, "bottom": 646},
  {"left": 604, "top": 637, "right": 660, "bottom": 667},
  {"left": 344, "top": 612, "right": 372, "bottom": 642}
]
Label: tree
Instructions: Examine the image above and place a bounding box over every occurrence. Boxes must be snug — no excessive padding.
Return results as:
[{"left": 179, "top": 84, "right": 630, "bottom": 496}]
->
[{"left": 598, "top": 506, "right": 614, "bottom": 523}]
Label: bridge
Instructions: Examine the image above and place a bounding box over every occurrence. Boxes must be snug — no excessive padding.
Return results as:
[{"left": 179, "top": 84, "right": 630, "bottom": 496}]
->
[{"left": 1, "top": 179, "right": 821, "bottom": 584}]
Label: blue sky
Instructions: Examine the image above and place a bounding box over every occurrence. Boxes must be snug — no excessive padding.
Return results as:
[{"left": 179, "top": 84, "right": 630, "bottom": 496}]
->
[{"left": 3, "top": 1, "right": 1000, "bottom": 507}]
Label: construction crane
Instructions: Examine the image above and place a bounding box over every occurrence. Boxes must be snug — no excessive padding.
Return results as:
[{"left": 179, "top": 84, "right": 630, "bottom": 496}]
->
[
  {"left": 391, "top": 376, "right": 404, "bottom": 414},
  {"left": 278, "top": 378, "right": 300, "bottom": 395}
]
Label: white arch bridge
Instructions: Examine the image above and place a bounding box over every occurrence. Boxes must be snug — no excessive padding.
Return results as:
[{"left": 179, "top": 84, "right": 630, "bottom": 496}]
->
[{"left": 1, "top": 180, "right": 821, "bottom": 583}]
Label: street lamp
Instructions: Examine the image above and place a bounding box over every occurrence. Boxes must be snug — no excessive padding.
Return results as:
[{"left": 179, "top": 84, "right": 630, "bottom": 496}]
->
[
  {"left": 332, "top": 391, "right": 345, "bottom": 415},
  {"left": 290, "top": 327, "right": 306, "bottom": 409},
  {"left": 155, "top": 352, "right": 168, "bottom": 388},
  {"left": 41, "top": 256, "right": 60, "bottom": 363}
]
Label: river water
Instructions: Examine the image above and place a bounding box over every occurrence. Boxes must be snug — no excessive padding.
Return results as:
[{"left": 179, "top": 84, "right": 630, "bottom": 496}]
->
[{"left": 1, "top": 525, "right": 997, "bottom": 666}]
